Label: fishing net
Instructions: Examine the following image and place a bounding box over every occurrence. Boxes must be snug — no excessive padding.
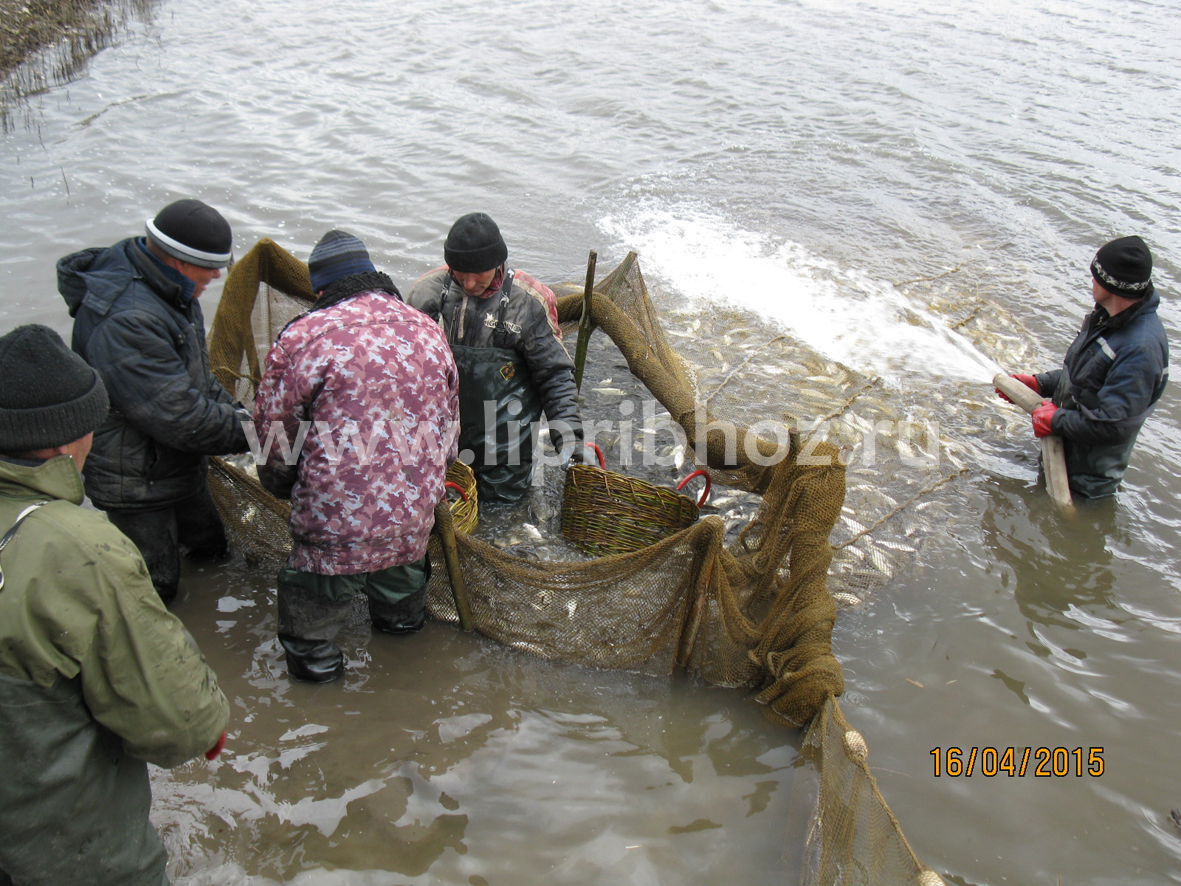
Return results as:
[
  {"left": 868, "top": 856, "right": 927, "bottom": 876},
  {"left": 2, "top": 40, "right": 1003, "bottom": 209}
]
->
[{"left": 206, "top": 238, "right": 944, "bottom": 886}]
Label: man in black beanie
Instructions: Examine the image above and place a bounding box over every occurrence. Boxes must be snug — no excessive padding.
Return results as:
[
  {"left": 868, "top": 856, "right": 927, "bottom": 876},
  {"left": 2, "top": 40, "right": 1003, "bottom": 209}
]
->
[
  {"left": 998, "top": 236, "right": 1169, "bottom": 497},
  {"left": 57, "top": 199, "right": 250, "bottom": 602},
  {"left": 407, "top": 212, "right": 584, "bottom": 504},
  {"left": 0, "top": 324, "right": 228, "bottom": 886}
]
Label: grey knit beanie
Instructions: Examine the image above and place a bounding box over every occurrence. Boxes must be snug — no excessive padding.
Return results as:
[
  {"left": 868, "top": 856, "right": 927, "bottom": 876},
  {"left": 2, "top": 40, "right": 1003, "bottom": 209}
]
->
[
  {"left": 444, "top": 213, "right": 507, "bottom": 273},
  {"left": 0, "top": 325, "right": 109, "bottom": 451}
]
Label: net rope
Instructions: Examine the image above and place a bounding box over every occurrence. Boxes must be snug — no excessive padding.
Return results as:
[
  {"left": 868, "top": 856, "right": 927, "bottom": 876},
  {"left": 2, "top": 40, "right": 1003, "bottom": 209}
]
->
[{"left": 207, "top": 238, "right": 944, "bottom": 885}]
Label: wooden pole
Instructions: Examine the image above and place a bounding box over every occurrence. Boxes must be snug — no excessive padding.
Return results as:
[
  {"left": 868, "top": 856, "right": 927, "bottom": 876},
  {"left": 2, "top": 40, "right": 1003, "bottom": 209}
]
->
[
  {"left": 433, "top": 501, "right": 474, "bottom": 631},
  {"left": 573, "top": 250, "right": 597, "bottom": 392},
  {"left": 993, "top": 374, "right": 1074, "bottom": 511}
]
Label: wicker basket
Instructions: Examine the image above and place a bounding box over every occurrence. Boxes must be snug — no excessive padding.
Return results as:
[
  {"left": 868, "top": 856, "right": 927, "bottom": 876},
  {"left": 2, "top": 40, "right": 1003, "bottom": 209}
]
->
[
  {"left": 561, "top": 445, "right": 710, "bottom": 557},
  {"left": 445, "top": 460, "right": 479, "bottom": 535}
]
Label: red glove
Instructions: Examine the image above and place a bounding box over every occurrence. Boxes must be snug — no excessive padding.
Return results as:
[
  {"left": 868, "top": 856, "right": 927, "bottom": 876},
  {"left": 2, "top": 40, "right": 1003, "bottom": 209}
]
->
[
  {"left": 205, "top": 731, "right": 226, "bottom": 761},
  {"left": 1031, "top": 401, "right": 1057, "bottom": 438},
  {"left": 995, "top": 373, "right": 1040, "bottom": 403}
]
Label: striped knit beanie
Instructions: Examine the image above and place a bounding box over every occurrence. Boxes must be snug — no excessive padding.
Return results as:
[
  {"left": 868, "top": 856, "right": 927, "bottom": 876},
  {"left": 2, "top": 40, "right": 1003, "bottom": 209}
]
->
[
  {"left": 307, "top": 230, "right": 376, "bottom": 292},
  {"left": 145, "top": 199, "right": 233, "bottom": 269}
]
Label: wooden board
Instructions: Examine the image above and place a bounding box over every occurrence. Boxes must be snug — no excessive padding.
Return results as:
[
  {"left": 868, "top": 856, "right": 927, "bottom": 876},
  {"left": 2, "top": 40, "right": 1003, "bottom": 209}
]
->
[{"left": 993, "top": 374, "right": 1074, "bottom": 512}]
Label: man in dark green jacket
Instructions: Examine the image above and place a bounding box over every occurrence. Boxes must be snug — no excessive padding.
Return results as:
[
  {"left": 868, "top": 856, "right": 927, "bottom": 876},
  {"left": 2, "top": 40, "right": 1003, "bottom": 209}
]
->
[
  {"left": 0, "top": 325, "right": 229, "bottom": 886},
  {"left": 58, "top": 198, "right": 250, "bottom": 602}
]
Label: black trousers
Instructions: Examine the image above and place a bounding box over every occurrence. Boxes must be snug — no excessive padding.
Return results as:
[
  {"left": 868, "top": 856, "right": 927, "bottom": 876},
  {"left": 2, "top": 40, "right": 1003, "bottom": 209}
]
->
[{"left": 103, "top": 483, "right": 228, "bottom": 603}]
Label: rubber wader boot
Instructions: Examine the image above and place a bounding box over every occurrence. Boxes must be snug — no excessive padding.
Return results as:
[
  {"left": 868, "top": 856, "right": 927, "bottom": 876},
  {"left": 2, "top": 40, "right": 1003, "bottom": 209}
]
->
[
  {"left": 370, "top": 586, "right": 429, "bottom": 635},
  {"left": 277, "top": 579, "right": 351, "bottom": 683}
]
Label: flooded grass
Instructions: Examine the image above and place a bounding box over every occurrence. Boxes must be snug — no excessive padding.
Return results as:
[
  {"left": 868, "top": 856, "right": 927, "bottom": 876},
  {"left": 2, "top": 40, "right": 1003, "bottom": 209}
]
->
[{"left": 0, "top": 0, "right": 156, "bottom": 124}]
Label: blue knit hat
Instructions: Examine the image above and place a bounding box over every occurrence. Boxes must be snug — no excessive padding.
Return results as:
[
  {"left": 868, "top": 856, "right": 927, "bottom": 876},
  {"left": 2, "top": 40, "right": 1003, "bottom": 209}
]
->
[{"left": 307, "top": 230, "right": 375, "bottom": 292}]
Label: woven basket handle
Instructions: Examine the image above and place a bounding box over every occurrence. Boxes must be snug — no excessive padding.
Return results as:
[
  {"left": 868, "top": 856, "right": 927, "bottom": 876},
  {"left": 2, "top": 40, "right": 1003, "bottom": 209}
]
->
[
  {"left": 584, "top": 442, "right": 606, "bottom": 469},
  {"left": 444, "top": 480, "right": 469, "bottom": 502},
  {"left": 676, "top": 470, "right": 711, "bottom": 508}
]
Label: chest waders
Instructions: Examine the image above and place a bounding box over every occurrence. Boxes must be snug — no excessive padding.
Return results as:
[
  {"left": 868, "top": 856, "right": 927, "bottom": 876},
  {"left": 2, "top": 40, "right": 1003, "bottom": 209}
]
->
[{"left": 442, "top": 274, "right": 543, "bottom": 504}]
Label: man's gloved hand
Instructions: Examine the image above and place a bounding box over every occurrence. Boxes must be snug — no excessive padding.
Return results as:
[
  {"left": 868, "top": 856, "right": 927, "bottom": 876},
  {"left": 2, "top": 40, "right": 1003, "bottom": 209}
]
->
[
  {"left": 1032, "top": 401, "right": 1057, "bottom": 438},
  {"left": 567, "top": 445, "right": 585, "bottom": 465},
  {"left": 996, "top": 373, "right": 1040, "bottom": 404},
  {"left": 205, "top": 731, "right": 227, "bottom": 761},
  {"left": 232, "top": 407, "right": 255, "bottom": 455}
]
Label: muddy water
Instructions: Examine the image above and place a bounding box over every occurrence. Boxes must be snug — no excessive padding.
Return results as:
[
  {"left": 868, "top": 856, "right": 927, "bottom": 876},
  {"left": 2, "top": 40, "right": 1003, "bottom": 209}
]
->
[
  {"left": 159, "top": 559, "right": 802, "bottom": 884},
  {"left": 3, "top": 0, "right": 1181, "bottom": 883}
]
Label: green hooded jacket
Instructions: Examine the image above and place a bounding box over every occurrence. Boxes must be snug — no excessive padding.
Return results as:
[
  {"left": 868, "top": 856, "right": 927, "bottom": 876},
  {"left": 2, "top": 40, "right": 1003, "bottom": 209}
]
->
[{"left": 0, "top": 454, "right": 229, "bottom": 886}]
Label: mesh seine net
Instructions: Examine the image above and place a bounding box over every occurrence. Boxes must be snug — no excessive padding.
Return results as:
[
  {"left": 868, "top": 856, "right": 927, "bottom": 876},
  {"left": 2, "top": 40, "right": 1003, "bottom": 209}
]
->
[{"left": 207, "top": 238, "right": 943, "bottom": 886}]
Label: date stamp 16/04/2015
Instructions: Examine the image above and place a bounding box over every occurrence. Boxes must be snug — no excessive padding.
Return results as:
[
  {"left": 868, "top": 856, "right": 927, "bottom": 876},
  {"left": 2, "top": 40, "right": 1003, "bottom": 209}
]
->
[{"left": 930, "top": 747, "right": 1104, "bottom": 778}]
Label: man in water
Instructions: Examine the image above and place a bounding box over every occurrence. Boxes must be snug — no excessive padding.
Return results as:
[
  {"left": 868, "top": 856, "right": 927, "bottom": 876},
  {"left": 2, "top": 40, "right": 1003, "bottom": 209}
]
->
[
  {"left": 0, "top": 324, "right": 228, "bottom": 886},
  {"left": 58, "top": 198, "right": 251, "bottom": 602},
  {"left": 407, "top": 212, "right": 584, "bottom": 504},
  {"left": 253, "top": 231, "right": 459, "bottom": 683},
  {"left": 999, "top": 236, "right": 1168, "bottom": 497}
]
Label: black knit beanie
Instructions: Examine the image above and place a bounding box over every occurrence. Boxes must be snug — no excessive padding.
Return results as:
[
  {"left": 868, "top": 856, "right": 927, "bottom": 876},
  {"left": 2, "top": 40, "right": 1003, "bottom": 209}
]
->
[
  {"left": 444, "top": 213, "right": 508, "bottom": 273},
  {"left": 307, "top": 230, "right": 376, "bottom": 292},
  {"left": 0, "top": 325, "right": 109, "bottom": 451},
  {"left": 1091, "top": 236, "right": 1154, "bottom": 299},
  {"left": 145, "top": 198, "right": 233, "bottom": 269}
]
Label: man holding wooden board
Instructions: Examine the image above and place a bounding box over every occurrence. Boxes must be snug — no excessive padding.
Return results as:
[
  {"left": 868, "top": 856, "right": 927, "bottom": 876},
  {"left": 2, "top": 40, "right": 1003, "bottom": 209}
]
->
[{"left": 997, "top": 236, "right": 1169, "bottom": 499}]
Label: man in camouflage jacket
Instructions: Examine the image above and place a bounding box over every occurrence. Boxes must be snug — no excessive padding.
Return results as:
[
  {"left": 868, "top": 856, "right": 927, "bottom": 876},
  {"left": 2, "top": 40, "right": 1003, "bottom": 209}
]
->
[{"left": 253, "top": 231, "right": 459, "bottom": 683}]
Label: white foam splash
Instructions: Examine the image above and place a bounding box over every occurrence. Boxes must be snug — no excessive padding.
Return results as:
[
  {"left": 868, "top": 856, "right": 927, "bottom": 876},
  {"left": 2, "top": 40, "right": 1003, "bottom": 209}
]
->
[{"left": 599, "top": 207, "right": 1001, "bottom": 383}]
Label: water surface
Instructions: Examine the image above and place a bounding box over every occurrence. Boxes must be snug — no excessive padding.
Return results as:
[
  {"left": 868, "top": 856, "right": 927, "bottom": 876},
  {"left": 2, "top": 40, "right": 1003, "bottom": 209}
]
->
[{"left": 2, "top": 0, "right": 1180, "bottom": 883}]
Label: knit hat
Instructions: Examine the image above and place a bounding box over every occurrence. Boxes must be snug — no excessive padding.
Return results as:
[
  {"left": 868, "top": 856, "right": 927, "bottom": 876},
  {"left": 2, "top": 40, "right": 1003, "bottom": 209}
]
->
[
  {"left": 307, "top": 230, "right": 376, "bottom": 292},
  {"left": 444, "top": 213, "right": 508, "bottom": 273},
  {"left": 145, "top": 199, "right": 233, "bottom": 269},
  {"left": 0, "top": 325, "right": 109, "bottom": 452},
  {"left": 1091, "top": 236, "right": 1154, "bottom": 299}
]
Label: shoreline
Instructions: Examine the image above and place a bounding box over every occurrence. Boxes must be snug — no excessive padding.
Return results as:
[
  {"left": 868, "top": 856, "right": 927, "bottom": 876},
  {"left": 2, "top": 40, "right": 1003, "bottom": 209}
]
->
[{"left": 0, "top": 0, "right": 151, "bottom": 111}]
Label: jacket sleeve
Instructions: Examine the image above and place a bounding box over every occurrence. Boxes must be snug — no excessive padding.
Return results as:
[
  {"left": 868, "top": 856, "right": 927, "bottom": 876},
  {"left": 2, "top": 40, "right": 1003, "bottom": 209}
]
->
[
  {"left": 1034, "top": 369, "right": 1062, "bottom": 398},
  {"left": 1051, "top": 343, "right": 1165, "bottom": 446},
  {"left": 406, "top": 270, "right": 447, "bottom": 324},
  {"left": 85, "top": 308, "right": 248, "bottom": 455},
  {"left": 252, "top": 336, "right": 309, "bottom": 499},
  {"left": 519, "top": 298, "right": 583, "bottom": 452},
  {"left": 80, "top": 528, "right": 229, "bottom": 768}
]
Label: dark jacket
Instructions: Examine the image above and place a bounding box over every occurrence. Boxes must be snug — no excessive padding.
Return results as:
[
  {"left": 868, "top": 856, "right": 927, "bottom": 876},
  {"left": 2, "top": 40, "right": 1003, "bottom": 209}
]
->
[
  {"left": 1035, "top": 290, "right": 1169, "bottom": 498},
  {"left": 407, "top": 267, "right": 583, "bottom": 451},
  {"left": 0, "top": 454, "right": 228, "bottom": 885},
  {"left": 58, "top": 237, "right": 248, "bottom": 509}
]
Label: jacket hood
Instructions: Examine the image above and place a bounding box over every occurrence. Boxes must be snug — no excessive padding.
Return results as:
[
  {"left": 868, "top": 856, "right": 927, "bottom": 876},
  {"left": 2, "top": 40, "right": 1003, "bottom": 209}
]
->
[
  {"left": 57, "top": 247, "right": 103, "bottom": 318},
  {"left": 0, "top": 454, "right": 85, "bottom": 506},
  {"left": 57, "top": 238, "right": 189, "bottom": 318}
]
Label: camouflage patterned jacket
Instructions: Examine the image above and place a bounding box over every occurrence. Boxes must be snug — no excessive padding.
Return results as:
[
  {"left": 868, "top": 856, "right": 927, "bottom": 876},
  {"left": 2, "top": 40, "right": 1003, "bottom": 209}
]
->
[{"left": 253, "top": 285, "right": 460, "bottom": 575}]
